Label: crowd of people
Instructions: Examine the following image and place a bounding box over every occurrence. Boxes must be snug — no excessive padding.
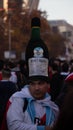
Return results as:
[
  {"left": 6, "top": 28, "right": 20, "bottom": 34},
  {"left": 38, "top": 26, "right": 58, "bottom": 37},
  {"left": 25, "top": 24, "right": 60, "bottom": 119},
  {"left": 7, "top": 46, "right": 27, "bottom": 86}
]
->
[
  {"left": 0, "top": 16, "right": 73, "bottom": 130},
  {"left": 0, "top": 57, "right": 73, "bottom": 130}
]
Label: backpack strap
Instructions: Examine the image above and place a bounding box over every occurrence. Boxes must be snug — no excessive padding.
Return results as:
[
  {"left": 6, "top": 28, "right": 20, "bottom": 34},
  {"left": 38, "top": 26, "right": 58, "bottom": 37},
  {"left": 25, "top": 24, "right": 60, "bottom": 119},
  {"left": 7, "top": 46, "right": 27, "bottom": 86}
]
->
[{"left": 23, "top": 98, "right": 28, "bottom": 112}]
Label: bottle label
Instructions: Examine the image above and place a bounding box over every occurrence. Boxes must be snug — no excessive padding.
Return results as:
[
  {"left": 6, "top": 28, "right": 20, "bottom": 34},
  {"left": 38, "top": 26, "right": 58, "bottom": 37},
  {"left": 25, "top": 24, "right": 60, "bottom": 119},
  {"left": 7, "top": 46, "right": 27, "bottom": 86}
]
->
[{"left": 28, "top": 58, "right": 48, "bottom": 77}]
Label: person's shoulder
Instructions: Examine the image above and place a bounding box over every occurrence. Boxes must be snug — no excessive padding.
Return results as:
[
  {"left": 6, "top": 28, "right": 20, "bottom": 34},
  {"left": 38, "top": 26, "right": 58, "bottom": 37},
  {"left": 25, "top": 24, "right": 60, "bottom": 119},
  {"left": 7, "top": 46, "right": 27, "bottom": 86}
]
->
[{"left": 9, "top": 85, "right": 30, "bottom": 102}]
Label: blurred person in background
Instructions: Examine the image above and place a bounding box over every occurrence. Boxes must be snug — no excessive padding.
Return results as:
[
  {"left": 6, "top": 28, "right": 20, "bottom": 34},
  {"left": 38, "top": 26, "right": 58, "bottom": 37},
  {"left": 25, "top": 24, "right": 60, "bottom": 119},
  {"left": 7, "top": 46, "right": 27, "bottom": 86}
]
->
[
  {"left": 55, "top": 71, "right": 73, "bottom": 108},
  {"left": 51, "top": 87, "right": 73, "bottom": 130},
  {"left": 0, "top": 60, "right": 4, "bottom": 80},
  {"left": 0, "top": 68, "right": 17, "bottom": 128}
]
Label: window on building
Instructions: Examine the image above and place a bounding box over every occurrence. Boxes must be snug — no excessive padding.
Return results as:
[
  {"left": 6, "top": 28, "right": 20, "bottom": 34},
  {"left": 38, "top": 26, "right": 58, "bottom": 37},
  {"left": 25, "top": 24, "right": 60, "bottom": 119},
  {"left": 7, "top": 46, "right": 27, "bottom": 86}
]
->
[
  {"left": 67, "top": 31, "right": 72, "bottom": 37},
  {"left": 52, "top": 26, "right": 58, "bottom": 33},
  {"left": 62, "top": 31, "right": 72, "bottom": 38},
  {"left": 62, "top": 32, "right": 67, "bottom": 38}
]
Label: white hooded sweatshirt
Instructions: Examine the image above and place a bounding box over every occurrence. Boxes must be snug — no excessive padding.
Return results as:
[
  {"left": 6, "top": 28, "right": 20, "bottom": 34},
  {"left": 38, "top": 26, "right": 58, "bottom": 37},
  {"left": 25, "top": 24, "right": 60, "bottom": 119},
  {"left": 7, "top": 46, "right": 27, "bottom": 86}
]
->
[{"left": 7, "top": 85, "right": 59, "bottom": 130}]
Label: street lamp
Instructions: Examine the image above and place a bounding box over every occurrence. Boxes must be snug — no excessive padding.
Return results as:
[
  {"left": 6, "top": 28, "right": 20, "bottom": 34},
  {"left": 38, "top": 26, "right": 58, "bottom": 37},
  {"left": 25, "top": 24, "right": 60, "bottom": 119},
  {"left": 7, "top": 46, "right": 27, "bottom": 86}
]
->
[
  {"left": 8, "top": 9, "right": 12, "bottom": 61},
  {"left": 8, "top": 16, "right": 11, "bottom": 61}
]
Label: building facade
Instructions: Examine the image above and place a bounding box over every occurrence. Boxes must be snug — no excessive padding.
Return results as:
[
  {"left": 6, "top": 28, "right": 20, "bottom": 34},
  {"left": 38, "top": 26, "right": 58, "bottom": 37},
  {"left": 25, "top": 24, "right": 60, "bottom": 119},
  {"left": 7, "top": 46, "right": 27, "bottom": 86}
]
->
[
  {"left": 0, "top": 0, "right": 3, "bottom": 9},
  {"left": 49, "top": 20, "right": 73, "bottom": 61}
]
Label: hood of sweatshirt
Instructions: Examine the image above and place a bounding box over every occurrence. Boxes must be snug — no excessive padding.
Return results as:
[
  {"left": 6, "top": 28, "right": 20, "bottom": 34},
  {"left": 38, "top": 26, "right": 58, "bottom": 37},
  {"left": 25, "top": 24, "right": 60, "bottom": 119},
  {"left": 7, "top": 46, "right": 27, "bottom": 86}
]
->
[{"left": 9, "top": 85, "right": 59, "bottom": 117}]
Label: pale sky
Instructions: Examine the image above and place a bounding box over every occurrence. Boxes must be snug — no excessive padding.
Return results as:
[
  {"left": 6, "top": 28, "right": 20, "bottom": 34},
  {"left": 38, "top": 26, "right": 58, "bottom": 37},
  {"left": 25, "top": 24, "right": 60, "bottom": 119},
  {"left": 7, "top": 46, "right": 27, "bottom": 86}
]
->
[{"left": 38, "top": 0, "right": 73, "bottom": 25}]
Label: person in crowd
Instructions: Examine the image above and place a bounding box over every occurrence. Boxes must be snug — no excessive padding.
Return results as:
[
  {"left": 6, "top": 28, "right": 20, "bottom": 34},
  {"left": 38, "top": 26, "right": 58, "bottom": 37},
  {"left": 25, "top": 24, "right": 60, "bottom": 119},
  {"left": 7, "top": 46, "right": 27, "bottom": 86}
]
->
[
  {"left": 9, "top": 71, "right": 17, "bottom": 84},
  {"left": 6, "top": 17, "right": 59, "bottom": 130},
  {"left": 0, "top": 60, "right": 4, "bottom": 80},
  {"left": 0, "top": 68, "right": 17, "bottom": 128},
  {"left": 16, "top": 60, "right": 28, "bottom": 90},
  {"left": 51, "top": 87, "right": 73, "bottom": 130},
  {"left": 7, "top": 78, "right": 59, "bottom": 130},
  {"left": 6, "top": 53, "right": 59, "bottom": 130},
  {"left": 60, "top": 61, "right": 69, "bottom": 80},
  {"left": 55, "top": 71, "right": 73, "bottom": 108},
  {"left": 8, "top": 61, "right": 18, "bottom": 84},
  {"left": 49, "top": 62, "right": 62, "bottom": 102}
]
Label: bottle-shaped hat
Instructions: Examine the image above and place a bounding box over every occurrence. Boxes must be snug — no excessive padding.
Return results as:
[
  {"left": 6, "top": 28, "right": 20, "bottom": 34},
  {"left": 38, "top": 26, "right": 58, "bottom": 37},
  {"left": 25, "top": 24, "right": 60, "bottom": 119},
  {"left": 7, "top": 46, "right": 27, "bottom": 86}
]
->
[{"left": 25, "top": 17, "right": 49, "bottom": 82}]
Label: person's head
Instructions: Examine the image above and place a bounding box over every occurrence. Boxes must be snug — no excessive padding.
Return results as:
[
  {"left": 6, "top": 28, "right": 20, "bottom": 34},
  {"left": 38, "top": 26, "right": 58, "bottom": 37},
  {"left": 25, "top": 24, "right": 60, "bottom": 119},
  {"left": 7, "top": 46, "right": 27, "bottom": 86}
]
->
[
  {"left": 51, "top": 62, "right": 59, "bottom": 73},
  {"left": 29, "top": 79, "right": 50, "bottom": 100},
  {"left": 61, "top": 62, "right": 69, "bottom": 72},
  {"left": 2, "top": 68, "right": 11, "bottom": 80}
]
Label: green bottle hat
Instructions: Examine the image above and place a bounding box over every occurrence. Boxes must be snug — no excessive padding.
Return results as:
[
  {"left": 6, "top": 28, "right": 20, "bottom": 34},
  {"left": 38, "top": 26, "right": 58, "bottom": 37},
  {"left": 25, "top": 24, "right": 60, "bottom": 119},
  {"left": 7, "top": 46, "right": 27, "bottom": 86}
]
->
[{"left": 25, "top": 17, "right": 49, "bottom": 83}]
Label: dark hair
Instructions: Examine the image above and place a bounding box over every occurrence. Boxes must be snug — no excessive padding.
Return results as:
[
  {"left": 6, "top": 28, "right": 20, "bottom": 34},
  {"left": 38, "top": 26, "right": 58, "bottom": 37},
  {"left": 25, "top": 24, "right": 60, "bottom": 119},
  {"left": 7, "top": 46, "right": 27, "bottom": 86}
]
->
[
  {"left": 61, "top": 62, "right": 69, "bottom": 72},
  {"left": 0, "top": 60, "right": 4, "bottom": 70},
  {"left": 51, "top": 63, "right": 59, "bottom": 71},
  {"left": 2, "top": 68, "right": 11, "bottom": 78}
]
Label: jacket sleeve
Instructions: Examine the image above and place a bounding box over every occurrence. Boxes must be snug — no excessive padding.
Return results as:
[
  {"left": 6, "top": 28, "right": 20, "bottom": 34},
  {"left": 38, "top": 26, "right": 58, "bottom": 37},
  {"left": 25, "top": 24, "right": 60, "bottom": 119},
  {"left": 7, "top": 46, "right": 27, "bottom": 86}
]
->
[{"left": 6, "top": 97, "right": 37, "bottom": 130}]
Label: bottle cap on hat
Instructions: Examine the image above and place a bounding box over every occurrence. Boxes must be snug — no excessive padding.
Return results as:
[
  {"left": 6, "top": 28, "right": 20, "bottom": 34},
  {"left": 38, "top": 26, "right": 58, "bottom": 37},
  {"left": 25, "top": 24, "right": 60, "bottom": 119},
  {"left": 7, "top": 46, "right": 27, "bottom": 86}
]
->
[{"left": 31, "top": 17, "right": 41, "bottom": 27}]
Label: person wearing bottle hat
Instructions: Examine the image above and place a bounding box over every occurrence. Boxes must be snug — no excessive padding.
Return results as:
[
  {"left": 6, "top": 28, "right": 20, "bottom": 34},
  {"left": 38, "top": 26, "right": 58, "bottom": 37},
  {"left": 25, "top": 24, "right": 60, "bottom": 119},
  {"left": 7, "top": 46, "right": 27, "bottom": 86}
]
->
[{"left": 6, "top": 17, "right": 59, "bottom": 130}]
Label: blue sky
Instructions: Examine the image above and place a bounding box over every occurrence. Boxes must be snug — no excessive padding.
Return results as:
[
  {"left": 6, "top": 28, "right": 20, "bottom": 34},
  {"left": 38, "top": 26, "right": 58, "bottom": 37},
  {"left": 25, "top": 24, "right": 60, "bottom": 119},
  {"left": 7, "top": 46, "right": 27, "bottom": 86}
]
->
[{"left": 38, "top": 0, "right": 73, "bottom": 25}]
